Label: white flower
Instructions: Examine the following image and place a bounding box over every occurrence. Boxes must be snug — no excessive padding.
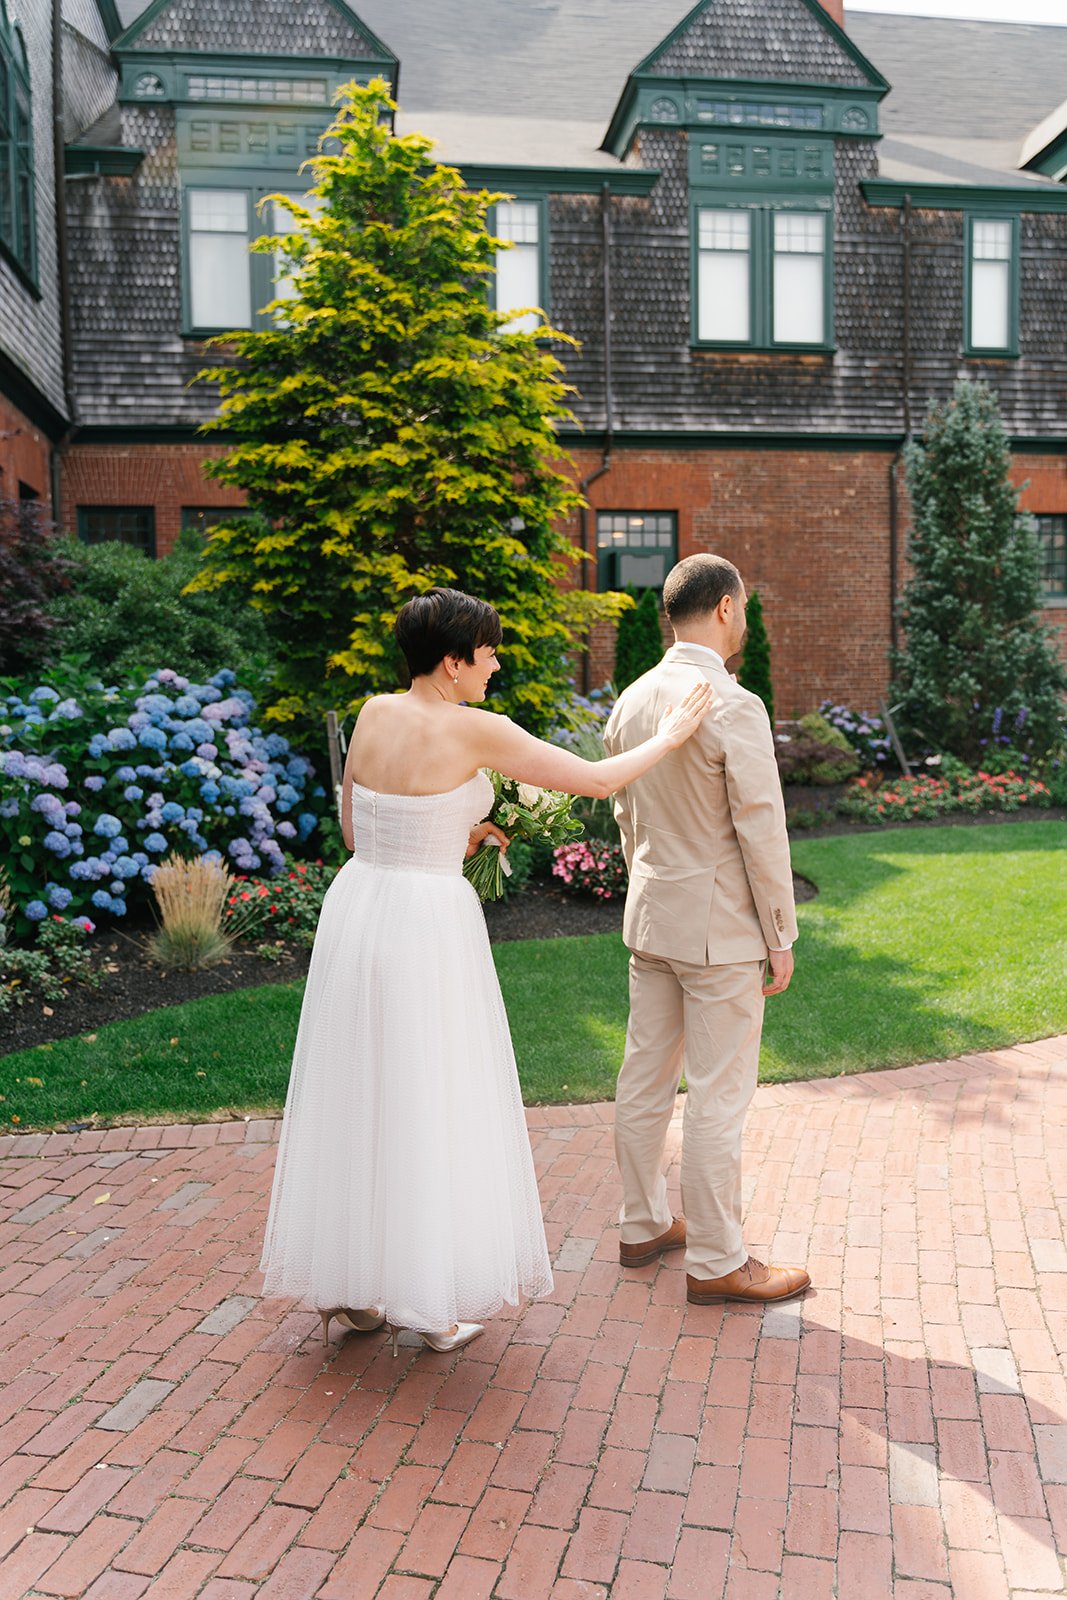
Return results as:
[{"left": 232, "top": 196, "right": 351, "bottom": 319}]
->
[{"left": 517, "top": 783, "right": 541, "bottom": 808}]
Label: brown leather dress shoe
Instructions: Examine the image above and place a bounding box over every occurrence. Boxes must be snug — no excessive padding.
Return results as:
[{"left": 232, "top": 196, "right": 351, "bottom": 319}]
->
[
  {"left": 620, "top": 1216, "right": 686, "bottom": 1267},
  {"left": 686, "top": 1256, "right": 810, "bottom": 1305}
]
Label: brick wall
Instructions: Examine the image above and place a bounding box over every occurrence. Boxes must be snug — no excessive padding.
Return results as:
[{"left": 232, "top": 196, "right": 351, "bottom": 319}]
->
[
  {"left": 59, "top": 442, "right": 246, "bottom": 552},
  {"left": 0, "top": 394, "right": 53, "bottom": 507},
  {"left": 564, "top": 442, "right": 1067, "bottom": 716}
]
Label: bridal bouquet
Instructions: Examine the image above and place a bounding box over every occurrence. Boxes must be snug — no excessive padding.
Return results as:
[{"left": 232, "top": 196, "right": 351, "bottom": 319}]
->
[{"left": 463, "top": 771, "right": 583, "bottom": 901}]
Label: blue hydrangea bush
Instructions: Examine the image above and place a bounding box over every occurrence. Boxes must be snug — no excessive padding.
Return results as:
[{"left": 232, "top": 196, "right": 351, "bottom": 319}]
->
[
  {"left": 0, "top": 665, "right": 326, "bottom": 936},
  {"left": 817, "top": 702, "right": 894, "bottom": 770}
]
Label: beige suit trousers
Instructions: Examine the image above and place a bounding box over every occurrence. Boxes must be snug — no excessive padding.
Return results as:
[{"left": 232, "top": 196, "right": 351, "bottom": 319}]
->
[{"left": 615, "top": 951, "right": 765, "bottom": 1279}]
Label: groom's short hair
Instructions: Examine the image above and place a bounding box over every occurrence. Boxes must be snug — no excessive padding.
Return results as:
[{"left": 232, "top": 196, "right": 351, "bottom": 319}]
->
[
  {"left": 394, "top": 587, "right": 503, "bottom": 678},
  {"left": 663, "top": 555, "right": 742, "bottom": 625}
]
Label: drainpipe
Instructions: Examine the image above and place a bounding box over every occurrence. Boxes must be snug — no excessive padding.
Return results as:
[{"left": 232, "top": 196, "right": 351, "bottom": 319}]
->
[
  {"left": 50, "top": 0, "right": 78, "bottom": 527},
  {"left": 578, "top": 182, "right": 615, "bottom": 692},
  {"left": 888, "top": 192, "right": 913, "bottom": 657}
]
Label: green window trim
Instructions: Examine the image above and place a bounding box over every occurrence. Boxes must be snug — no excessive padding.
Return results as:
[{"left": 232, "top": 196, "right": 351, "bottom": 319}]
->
[
  {"left": 488, "top": 194, "right": 550, "bottom": 332},
  {"left": 596, "top": 511, "right": 678, "bottom": 592},
  {"left": 963, "top": 213, "right": 1020, "bottom": 360},
  {"left": 179, "top": 180, "right": 317, "bottom": 338},
  {"left": 690, "top": 196, "right": 834, "bottom": 353},
  {"left": 0, "top": 3, "right": 37, "bottom": 289},
  {"left": 1033, "top": 513, "right": 1067, "bottom": 602}
]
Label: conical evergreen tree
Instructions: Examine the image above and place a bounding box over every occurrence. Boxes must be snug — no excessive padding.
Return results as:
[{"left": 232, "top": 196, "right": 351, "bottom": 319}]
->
[
  {"left": 187, "top": 80, "right": 626, "bottom": 732},
  {"left": 740, "top": 590, "right": 774, "bottom": 723},
  {"left": 892, "top": 380, "right": 1067, "bottom": 762},
  {"left": 614, "top": 586, "right": 664, "bottom": 689}
]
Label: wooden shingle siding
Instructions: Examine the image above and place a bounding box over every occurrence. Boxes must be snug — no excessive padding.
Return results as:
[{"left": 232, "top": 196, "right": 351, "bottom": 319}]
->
[
  {"left": 128, "top": 0, "right": 382, "bottom": 58},
  {"left": 648, "top": 0, "right": 869, "bottom": 87},
  {"left": 0, "top": 0, "right": 66, "bottom": 424}
]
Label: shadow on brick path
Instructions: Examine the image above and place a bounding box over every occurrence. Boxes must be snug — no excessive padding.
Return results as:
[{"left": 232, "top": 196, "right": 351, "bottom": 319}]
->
[{"left": 0, "top": 1036, "right": 1063, "bottom": 1597}]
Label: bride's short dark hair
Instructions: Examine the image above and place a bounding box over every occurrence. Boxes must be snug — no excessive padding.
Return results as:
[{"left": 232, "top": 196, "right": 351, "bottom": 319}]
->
[{"left": 394, "top": 588, "right": 503, "bottom": 678}]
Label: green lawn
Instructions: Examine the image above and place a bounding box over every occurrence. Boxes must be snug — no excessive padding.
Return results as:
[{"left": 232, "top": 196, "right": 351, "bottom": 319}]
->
[{"left": 2, "top": 821, "right": 1064, "bottom": 1130}]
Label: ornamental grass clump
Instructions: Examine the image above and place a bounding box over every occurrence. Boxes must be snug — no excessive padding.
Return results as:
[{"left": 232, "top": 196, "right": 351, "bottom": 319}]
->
[{"left": 148, "top": 853, "right": 260, "bottom": 970}]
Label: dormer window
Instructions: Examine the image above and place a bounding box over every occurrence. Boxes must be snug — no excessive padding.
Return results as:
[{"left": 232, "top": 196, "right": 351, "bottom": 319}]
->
[{"left": 186, "top": 76, "right": 328, "bottom": 105}]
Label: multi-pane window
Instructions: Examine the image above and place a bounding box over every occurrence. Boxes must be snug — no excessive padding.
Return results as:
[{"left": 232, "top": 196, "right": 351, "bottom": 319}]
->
[
  {"left": 967, "top": 217, "right": 1016, "bottom": 354},
  {"left": 695, "top": 205, "right": 829, "bottom": 348},
  {"left": 187, "top": 188, "right": 252, "bottom": 330},
  {"left": 773, "top": 212, "right": 826, "bottom": 345},
  {"left": 1034, "top": 514, "right": 1067, "bottom": 599},
  {"left": 187, "top": 76, "right": 327, "bottom": 104},
  {"left": 596, "top": 513, "right": 677, "bottom": 590},
  {"left": 0, "top": 12, "right": 35, "bottom": 280},
  {"left": 77, "top": 508, "right": 156, "bottom": 557},
  {"left": 494, "top": 201, "right": 542, "bottom": 333},
  {"left": 697, "top": 210, "right": 751, "bottom": 342},
  {"left": 272, "top": 194, "right": 323, "bottom": 305}
]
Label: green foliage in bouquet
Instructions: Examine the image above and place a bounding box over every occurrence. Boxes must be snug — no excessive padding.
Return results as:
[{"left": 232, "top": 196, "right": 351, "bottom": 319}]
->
[
  {"left": 464, "top": 772, "right": 583, "bottom": 900},
  {"left": 892, "top": 379, "right": 1067, "bottom": 763},
  {"left": 188, "top": 79, "right": 629, "bottom": 734},
  {"left": 740, "top": 591, "right": 774, "bottom": 724},
  {"left": 614, "top": 588, "right": 664, "bottom": 690}
]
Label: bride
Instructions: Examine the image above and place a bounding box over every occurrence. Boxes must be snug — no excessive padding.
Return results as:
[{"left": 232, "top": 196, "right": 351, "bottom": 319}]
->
[{"left": 259, "top": 588, "right": 711, "bottom": 1358}]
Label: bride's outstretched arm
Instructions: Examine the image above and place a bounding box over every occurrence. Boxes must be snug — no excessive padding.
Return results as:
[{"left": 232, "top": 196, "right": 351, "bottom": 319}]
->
[{"left": 473, "top": 682, "right": 713, "bottom": 799}]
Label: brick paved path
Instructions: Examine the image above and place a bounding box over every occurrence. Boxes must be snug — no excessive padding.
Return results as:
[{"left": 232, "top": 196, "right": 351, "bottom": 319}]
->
[{"left": 0, "top": 1036, "right": 1065, "bottom": 1599}]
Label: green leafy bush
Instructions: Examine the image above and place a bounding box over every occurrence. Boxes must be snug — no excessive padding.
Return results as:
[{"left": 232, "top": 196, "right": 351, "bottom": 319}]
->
[
  {"left": 1, "top": 914, "right": 99, "bottom": 1017},
  {"left": 0, "top": 499, "right": 73, "bottom": 676},
  {"left": 775, "top": 713, "right": 861, "bottom": 785},
  {"left": 44, "top": 534, "right": 277, "bottom": 687}
]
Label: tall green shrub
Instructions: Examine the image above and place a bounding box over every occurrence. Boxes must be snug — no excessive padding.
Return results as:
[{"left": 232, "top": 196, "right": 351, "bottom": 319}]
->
[
  {"left": 740, "top": 590, "right": 773, "bottom": 723},
  {"left": 614, "top": 587, "right": 664, "bottom": 689},
  {"left": 0, "top": 499, "right": 72, "bottom": 675},
  {"left": 892, "top": 380, "right": 1067, "bottom": 762},
  {"left": 188, "top": 79, "right": 625, "bottom": 732}
]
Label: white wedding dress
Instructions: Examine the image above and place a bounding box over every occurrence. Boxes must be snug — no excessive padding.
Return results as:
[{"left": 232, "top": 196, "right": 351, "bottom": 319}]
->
[{"left": 259, "top": 771, "right": 553, "bottom": 1330}]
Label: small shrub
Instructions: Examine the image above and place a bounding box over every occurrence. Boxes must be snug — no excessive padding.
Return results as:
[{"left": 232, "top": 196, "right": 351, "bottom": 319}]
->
[
  {"left": 775, "top": 713, "right": 861, "bottom": 786},
  {"left": 739, "top": 591, "right": 773, "bottom": 723},
  {"left": 0, "top": 913, "right": 98, "bottom": 1017},
  {"left": 222, "top": 858, "right": 337, "bottom": 947},
  {"left": 552, "top": 839, "right": 628, "bottom": 900}
]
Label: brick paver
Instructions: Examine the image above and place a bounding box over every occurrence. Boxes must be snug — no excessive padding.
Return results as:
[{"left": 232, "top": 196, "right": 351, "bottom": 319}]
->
[{"left": 0, "top": 1036, "right": 1064, "bottom": 1597}]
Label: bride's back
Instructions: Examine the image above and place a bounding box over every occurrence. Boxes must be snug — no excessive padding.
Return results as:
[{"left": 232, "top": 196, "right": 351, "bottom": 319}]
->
[{"left": 346, "top": 694, "right": 481, "bottom": 797}]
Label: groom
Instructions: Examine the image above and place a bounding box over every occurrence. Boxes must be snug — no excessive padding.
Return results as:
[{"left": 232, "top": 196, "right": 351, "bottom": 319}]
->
[{"left": 603, "top": 554, "right": 810, "bottom": 1305}]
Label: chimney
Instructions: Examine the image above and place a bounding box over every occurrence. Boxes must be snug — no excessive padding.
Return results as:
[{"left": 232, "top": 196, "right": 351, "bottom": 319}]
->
[{"left": 816, "top": 0, "right": 846, "bottom": 25}]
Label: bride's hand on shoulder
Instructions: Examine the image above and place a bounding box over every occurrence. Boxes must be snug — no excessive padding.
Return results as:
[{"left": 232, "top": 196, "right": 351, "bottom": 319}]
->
[{"left": 657, "top": 681, "right": 714, "bottom": 748}]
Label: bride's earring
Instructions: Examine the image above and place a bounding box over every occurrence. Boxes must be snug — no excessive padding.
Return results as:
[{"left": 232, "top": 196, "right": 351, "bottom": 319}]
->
[{"left": 452, "top": 671, "right": 459, "bottom": 683}]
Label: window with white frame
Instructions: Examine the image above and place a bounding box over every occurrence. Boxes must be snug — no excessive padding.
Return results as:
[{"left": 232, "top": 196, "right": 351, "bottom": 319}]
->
[
  {"left": 697, "top": 209, "right": 751, "bottom": 342},
  {"left": 187, "top": 188, "right": 252, "bottom": 330},
  {"left": 968, "top": 218, "right": 1015, "bottom": 353},
  {"left": 773, "top": 212, "right": 826, "bottom": 345},
  {"left": 494, "top": 201, "right": 542, "bottom": 333},
  {"left": 695, "top": 204, "right": 829, "bottom": 348}
]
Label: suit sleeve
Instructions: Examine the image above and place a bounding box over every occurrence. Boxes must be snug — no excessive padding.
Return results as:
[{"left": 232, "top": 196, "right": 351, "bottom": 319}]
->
[
  {"left": 603, "top": 702, "right": 636, "bottom": 875},
  {"left": 722, "top": 693, "right": 798, "bottom": 951}
]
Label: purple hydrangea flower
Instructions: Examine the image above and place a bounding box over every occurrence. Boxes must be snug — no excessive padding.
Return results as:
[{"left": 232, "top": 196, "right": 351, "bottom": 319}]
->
[{"left": 25, "top": 900, "right": 49, "bottom": 920}]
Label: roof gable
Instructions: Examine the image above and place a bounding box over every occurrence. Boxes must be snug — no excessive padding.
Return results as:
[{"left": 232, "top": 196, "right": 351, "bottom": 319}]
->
[
  {"left": 116, "top": 0, "right": 394, "bottom": 61},
  {"left": 641, "top": 0, "right": 885, "bottom": 90}
]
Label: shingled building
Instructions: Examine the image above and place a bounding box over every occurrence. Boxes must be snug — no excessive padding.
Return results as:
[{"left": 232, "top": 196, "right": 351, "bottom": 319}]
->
[{"left": 2, "top": 0, "right": 1066, "bottom": 712}]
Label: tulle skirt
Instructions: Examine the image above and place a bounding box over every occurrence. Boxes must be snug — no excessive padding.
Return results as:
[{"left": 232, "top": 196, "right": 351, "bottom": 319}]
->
[{"left": 259, "top": 856, "right": 553, "bottom": 1329}]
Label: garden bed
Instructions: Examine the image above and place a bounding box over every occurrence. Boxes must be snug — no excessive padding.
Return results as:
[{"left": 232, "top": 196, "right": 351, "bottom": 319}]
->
[{"left": 1, "top": 872, "right": 820, "bottom": 1058}]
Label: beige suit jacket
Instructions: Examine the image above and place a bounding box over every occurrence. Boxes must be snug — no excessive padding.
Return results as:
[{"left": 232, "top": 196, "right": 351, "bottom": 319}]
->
[{"left": 603, "top": 643, "right": 798, "bottom": 967}]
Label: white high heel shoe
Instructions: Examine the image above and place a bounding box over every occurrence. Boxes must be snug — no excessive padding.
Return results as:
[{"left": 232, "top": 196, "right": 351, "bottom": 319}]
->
[
  {"left": 386, "top": 1321, "right": 484, "bottom": 1357},
  {"left": 319, "top": 1306, "right": 386, "bottom": 1346}
]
